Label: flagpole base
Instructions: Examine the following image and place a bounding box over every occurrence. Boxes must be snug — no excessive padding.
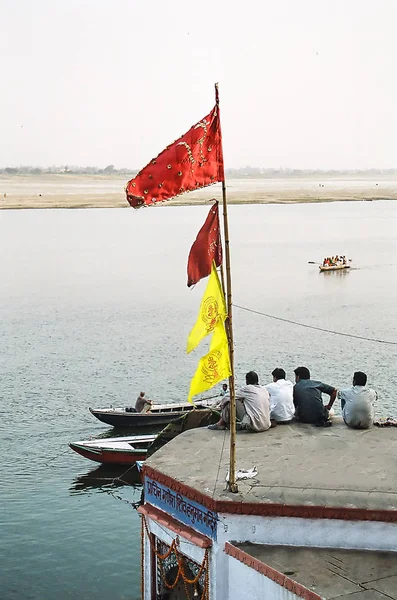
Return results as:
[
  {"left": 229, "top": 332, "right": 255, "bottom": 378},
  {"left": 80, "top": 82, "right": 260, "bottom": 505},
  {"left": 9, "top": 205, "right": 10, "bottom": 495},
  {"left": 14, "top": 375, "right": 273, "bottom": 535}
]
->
[{"left": 227, "top": 482, "right": 239, "bottom": 493}]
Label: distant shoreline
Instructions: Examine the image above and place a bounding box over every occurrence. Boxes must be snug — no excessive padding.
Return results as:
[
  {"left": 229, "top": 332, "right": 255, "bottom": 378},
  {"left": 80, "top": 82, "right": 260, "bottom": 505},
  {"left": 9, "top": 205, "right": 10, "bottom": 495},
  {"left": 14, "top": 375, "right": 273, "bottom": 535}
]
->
[
  {"left": 1, "top": 174, "right": 396, "bottom": 209},
  {"left": 2, "top": 196, "right": 395, "bottom": 210}
]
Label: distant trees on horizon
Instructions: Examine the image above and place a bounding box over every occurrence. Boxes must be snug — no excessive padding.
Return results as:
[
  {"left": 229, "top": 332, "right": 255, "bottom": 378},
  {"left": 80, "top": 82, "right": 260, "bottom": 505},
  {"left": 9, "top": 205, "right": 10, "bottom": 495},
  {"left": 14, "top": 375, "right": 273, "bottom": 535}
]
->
[{"left": 1, "top": 165, "right": 396, "bottom": 178}]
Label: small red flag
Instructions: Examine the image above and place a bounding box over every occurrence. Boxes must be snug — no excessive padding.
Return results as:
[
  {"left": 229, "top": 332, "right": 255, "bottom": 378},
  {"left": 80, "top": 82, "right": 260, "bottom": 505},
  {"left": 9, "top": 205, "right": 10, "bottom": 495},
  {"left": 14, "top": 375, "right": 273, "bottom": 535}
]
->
[
  {"left": 126, "top": 105, "right": 224, "bottom": 208},
  {"left": 187, "top": 202, "right": 222, "bottom": 287}
]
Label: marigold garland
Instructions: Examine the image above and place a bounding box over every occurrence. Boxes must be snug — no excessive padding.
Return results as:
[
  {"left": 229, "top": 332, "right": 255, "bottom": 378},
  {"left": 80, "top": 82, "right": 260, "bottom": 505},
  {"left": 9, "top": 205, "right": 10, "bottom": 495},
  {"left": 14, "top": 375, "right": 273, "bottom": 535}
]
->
[{"left": 141, "top": 515, "right": 210, "bottom": 599}]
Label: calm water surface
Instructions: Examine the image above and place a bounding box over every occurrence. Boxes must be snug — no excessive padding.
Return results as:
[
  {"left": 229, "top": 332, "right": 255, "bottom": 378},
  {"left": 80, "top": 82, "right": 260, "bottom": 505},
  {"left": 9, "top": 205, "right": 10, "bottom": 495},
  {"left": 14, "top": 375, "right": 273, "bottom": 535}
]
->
[{"left": 1, "top": 201, "right": 397, "bottom": 599}]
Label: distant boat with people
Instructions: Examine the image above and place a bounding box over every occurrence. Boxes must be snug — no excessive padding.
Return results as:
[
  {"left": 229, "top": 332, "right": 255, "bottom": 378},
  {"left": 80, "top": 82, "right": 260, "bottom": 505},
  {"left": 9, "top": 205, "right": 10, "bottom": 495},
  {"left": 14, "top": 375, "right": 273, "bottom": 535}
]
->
[{"left": 319, "top": 255, "right": 351, "bottom": 272}]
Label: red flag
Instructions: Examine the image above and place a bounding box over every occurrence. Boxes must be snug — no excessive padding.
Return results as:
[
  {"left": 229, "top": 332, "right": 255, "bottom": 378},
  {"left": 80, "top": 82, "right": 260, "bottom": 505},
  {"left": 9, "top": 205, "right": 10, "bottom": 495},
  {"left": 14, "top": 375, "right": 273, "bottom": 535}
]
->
[
  {"left": 187, "top": 202, "right": 222, "bottom": 287},
  {"left": 126, "top": 105, "right": 224, "bottom": 208}
]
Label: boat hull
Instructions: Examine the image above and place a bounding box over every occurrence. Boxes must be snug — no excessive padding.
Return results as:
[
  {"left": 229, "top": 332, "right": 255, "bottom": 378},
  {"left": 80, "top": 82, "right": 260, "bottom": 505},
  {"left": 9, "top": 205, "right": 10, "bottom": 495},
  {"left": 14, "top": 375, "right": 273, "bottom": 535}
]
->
[
  {"left": 89, "top": 403, "right": 209, "bottom": 428},
  {"left": 69, "top": 442, "right": 148, "bottom": 465},
  {"left": 319, "top": 265, "right": 351, "bottom": 272},
  {"left": 69, "top": 434, "right": 157, "bottom": 465}
]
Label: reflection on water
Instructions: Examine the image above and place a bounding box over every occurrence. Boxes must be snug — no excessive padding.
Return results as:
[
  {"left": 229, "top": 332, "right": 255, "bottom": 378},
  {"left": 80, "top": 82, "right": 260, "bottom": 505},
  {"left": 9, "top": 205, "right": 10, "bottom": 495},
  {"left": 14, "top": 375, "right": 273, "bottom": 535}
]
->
[
  {"left": 70, "top": 464, "right": 142, "bottom": 494},
  {"left": 319, "top": 269, "right": 351, "bottom": 276}
]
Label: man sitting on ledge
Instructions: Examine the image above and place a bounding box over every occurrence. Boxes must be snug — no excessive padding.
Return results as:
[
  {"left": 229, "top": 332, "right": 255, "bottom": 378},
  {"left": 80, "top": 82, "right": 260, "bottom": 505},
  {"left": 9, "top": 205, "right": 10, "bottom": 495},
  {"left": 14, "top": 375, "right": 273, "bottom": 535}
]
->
[
  {"left": 338, "top": 371, "right": 377, "bottom": 429},
  {"left": 293, "top": 366, "right": 337, "bottom": 427},
  {"left": 266, "top": 367, "right": 295, "bottom": 423},
  {"left": 208, "top": 371, "right": 271, "bottom": 432}
]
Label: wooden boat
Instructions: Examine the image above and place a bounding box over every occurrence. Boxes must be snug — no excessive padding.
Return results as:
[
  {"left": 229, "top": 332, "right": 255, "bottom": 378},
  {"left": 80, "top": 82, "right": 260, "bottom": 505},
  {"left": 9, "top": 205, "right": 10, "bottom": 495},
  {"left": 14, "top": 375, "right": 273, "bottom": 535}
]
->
[
  {"left": 319, "top": 263, "right": 351, "bottom": 272},
  {"left": 89, "top": 399, "right": 212, "bottom": 428},
  {"left": 69, "top": 434, "right": 157, "bottom": 465},
  {"left": 145, "top": 406, "right": 219, "bottom": 457},
  {"left": 70, "top": 409, "right": 218, "bottom": 465}
]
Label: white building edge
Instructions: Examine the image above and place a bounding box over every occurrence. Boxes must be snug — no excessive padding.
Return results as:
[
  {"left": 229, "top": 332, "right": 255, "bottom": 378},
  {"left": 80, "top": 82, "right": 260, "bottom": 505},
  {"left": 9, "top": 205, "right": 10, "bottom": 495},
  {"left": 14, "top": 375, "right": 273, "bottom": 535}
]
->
[{"left": 138, "top": 423, "right": 397, "bottom": 599}]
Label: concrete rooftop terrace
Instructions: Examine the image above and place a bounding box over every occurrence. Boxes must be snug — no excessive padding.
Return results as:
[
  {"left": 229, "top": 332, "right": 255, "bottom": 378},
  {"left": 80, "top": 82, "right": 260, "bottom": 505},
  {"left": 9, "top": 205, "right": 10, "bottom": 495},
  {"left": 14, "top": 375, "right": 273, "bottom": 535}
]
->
[
  {"left": 235, "top": 543, "right": 397, "bottom": 599},
  {"left": 144, "top": 419, "right": 397, "bottom": 516}
]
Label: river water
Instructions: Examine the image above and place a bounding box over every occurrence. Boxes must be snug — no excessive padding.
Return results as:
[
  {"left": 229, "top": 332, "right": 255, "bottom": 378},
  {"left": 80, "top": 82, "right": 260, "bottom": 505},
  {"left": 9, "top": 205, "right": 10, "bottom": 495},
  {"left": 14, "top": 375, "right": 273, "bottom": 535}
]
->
[{"left": 1, "top": 201, "right": 397, "bottom": 600}]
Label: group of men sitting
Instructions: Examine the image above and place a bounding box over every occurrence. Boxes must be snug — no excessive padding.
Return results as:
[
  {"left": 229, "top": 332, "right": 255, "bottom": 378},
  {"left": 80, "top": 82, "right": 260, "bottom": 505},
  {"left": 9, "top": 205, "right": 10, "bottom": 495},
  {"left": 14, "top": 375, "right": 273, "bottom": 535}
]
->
[{"left": 208, "top": 367, "right": 377, "bottom": 433}]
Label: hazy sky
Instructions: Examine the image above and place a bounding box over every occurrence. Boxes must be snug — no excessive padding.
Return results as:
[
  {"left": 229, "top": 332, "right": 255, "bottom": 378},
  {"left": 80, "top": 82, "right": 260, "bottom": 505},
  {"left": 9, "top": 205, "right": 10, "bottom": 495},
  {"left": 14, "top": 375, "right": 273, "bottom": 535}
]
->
[{"left": 1, "top": 0, "right": 396, "bottom": 169}]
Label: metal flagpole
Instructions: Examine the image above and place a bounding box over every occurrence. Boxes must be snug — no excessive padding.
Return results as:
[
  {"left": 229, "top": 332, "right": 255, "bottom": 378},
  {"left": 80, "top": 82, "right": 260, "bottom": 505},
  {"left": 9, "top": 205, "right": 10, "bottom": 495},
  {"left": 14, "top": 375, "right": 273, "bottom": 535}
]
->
[{"left": 215, "top": 83, "right": 238, "bottom": 493}]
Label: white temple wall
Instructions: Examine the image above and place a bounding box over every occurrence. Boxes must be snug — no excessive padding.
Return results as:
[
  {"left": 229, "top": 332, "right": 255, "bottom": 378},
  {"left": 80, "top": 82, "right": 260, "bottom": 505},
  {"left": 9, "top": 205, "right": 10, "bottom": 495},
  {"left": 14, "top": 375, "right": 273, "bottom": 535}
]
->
[
  {"left": 225, "top": 554, "right": 301, "bottom": 600},
  {"left": 141, "top": 510, "right": 397, "bottom": 599},
  {"left": 217, "top": 513, "right": 397, "bottom": 552},
  {"left": 142, "top": 526, "right": 152, "bottom": 600}
]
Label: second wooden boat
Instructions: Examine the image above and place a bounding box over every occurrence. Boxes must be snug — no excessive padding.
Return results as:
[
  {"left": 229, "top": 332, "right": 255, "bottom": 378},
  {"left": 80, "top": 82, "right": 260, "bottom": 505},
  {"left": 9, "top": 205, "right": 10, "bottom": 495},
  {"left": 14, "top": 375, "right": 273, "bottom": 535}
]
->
[
  {"left": 69, "top": 434, "right": 157, "bottom": 465},
  {"left": 70, "top": 408, "right": 219, "bottom": 465}
]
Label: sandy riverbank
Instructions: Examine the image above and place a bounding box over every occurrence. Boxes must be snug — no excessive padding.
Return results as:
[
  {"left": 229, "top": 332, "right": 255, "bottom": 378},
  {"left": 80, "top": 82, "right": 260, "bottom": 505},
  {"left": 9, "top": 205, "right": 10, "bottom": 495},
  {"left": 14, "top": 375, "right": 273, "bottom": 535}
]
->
[{"left": 1, "top": 174, "right": 396, "bottom": 209}]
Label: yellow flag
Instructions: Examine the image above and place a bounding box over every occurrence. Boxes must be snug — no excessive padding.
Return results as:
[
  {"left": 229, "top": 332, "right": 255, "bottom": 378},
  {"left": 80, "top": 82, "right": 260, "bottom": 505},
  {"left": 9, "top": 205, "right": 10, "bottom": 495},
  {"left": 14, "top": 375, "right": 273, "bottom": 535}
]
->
[
  {"left": 187, "top": 321, "right": 231, "bottom": 403},
  {"left": 186, "top": 263, "right": 227, "bottom": 354}
]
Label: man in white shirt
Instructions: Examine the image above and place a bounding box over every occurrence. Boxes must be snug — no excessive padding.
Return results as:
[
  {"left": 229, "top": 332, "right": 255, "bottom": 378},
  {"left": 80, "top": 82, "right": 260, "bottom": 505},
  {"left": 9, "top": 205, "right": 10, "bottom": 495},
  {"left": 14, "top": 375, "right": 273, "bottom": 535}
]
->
[
  {"left": 208, "top": 371, "right": 271, "bottom": 432},
  {"left": 338, "top": 371, "right": 377, "bottom": 429},
  {"left": 266, "top": 368, "right": 295, "bottom": 423}
]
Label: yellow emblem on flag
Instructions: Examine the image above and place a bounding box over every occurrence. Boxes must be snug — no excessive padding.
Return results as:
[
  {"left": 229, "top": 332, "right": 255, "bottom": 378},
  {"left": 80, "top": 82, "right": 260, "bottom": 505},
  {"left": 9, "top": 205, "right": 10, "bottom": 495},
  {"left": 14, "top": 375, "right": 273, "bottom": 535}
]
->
[
  {"left": 187, "top": 321, "right": 231, "bottom": 403},
  {"left": 186, "top": 263, "right": 227, "bottom": 354}
]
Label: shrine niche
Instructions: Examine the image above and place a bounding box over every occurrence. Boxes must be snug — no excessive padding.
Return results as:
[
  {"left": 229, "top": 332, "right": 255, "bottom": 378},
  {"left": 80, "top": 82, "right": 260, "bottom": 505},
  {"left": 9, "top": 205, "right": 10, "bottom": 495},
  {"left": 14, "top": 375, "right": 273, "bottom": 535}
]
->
[{"left": 155, "top": 539, "right": 208, "bottom": 600}]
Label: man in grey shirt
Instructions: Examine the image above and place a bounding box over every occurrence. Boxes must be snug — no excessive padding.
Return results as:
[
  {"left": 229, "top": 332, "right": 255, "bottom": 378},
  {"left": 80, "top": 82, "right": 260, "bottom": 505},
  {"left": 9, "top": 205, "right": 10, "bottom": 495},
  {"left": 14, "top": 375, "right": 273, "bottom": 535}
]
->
[
  {"left": 208, "top": 371, "right": 271, "bottom": 432},
  {"left": 135, "top": 391, "right": 153, "bottom": 413},
  {"left": 293, "top": 366, "right": 337, "bottom": 426},
  {"left": 338, "top": 371, "right": 376, "bottom": 429}
]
